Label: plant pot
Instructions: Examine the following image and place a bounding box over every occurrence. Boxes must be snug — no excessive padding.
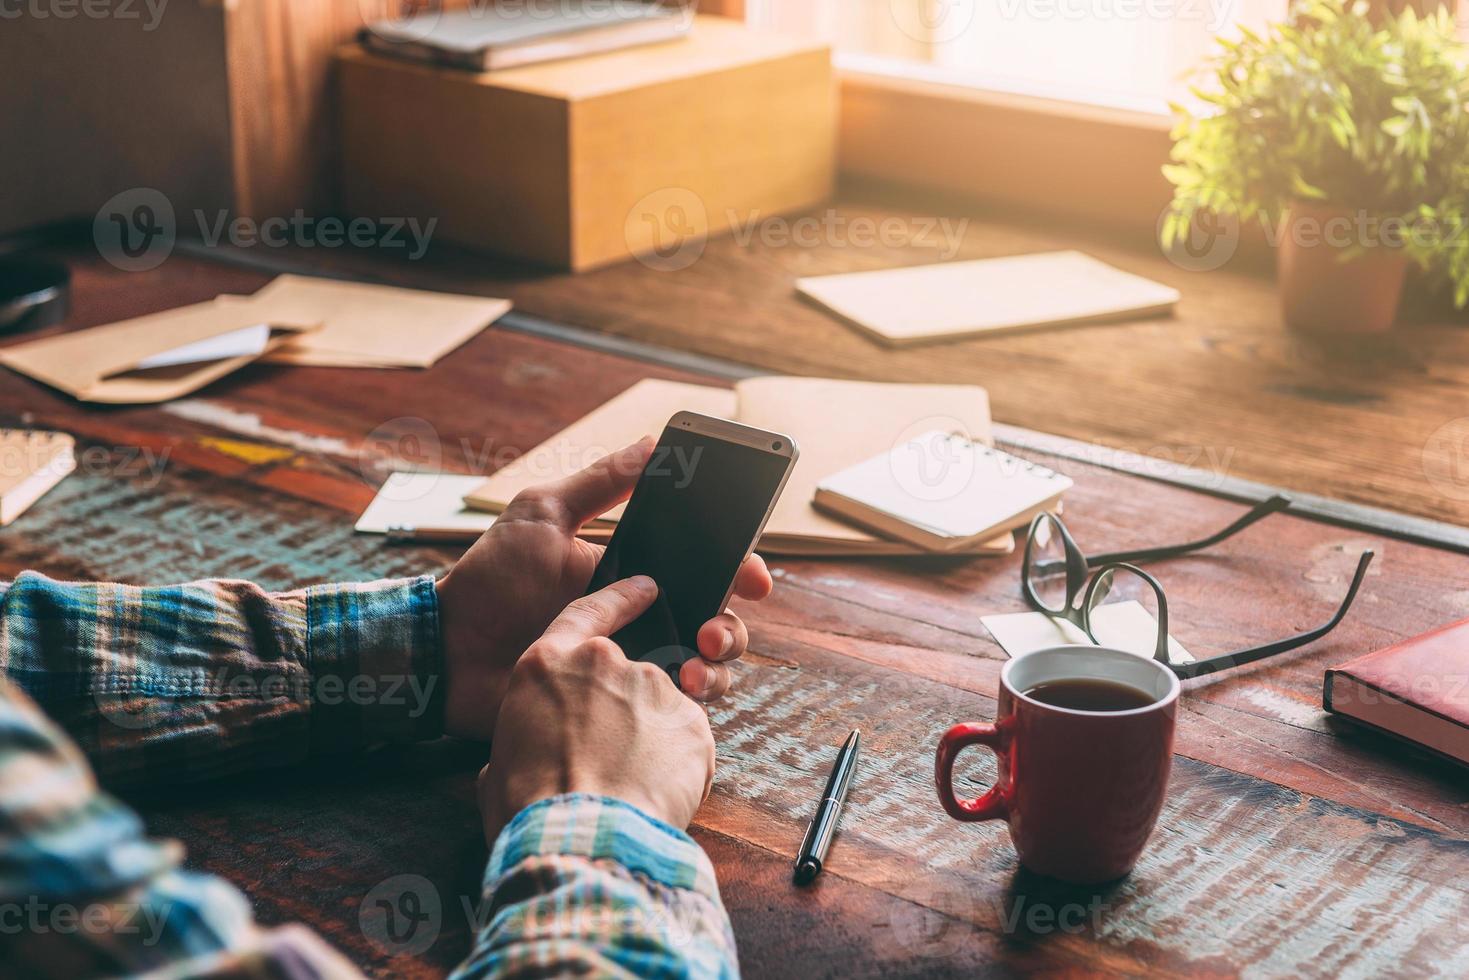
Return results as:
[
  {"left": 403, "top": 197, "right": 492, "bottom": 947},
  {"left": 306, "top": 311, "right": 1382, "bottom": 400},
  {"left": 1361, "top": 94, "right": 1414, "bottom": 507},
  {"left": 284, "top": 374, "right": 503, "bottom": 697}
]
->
[{"left": 1276, "top": 202, "right": 1409, "bottom": 334}]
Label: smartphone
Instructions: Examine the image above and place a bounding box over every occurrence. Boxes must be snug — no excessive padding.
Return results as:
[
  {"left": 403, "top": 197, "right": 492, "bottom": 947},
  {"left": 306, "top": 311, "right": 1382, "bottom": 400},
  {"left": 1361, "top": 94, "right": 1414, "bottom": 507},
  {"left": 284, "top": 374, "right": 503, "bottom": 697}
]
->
[{"left": 585, "top": 412, "right": 799, "bottom": 681}]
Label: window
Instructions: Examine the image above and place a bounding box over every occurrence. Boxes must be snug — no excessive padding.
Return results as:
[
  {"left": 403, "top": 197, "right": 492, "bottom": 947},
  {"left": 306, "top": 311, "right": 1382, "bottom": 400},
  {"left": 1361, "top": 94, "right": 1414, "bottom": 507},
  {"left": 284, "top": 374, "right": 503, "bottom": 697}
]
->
[{"left": 748, "top": 0, "right": 1289, "bottom": 115}]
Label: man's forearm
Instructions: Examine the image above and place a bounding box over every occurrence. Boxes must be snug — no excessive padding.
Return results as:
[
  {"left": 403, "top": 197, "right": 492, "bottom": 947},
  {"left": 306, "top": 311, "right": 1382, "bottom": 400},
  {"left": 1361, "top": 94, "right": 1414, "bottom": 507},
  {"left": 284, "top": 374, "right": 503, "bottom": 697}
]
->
[
  {"left": 0, "top": 569, "right": 740, "bottom": 977},
  {"left": 0, "top": 670, "right": 737, "bottom": 979},
  {"left": 0, "top": 571, "right": 443, "bottom": 786}
]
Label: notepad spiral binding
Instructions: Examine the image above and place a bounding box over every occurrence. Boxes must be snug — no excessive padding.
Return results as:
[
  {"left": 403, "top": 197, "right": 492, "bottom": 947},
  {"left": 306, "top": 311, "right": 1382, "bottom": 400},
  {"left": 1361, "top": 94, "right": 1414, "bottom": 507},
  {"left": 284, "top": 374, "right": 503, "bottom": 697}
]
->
[{"left": 933, "top": 430, "right": 1060, "bottom": 482}]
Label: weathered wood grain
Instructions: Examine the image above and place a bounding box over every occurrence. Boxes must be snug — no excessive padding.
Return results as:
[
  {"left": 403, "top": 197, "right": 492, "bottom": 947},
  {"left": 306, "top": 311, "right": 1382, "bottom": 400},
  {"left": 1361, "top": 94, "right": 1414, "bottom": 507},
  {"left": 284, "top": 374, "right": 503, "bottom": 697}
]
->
[
  {"left": 197, "top": 196, "right": 1469, "bottom": 531},
  {"left": 3, "top": 244, "right": 1468, "bottom": 977},
  {"left": 700, "top": 636, "right": 1469, "bottom": 976}
]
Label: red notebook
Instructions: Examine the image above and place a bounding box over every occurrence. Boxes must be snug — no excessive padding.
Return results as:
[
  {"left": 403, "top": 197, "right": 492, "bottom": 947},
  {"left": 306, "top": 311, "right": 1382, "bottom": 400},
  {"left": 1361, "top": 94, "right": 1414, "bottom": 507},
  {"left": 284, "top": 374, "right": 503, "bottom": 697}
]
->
[{"left": 1324, "top": 619, "right": 1469, "bottom": 766}]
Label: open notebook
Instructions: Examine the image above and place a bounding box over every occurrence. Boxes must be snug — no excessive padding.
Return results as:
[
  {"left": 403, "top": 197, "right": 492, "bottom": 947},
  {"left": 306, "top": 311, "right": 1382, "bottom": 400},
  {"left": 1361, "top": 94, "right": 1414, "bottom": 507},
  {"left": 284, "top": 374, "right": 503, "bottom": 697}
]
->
[{"left": 463, "top": 377, "right": 1014, "bottom": 556}]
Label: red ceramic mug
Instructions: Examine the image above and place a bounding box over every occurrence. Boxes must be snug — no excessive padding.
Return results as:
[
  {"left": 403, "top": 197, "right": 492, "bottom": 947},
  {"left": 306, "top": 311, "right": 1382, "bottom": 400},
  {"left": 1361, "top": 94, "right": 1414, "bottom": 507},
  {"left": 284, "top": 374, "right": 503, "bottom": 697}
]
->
[{"left": 935, "top": 645, "right": 1181, "bottom": 883}]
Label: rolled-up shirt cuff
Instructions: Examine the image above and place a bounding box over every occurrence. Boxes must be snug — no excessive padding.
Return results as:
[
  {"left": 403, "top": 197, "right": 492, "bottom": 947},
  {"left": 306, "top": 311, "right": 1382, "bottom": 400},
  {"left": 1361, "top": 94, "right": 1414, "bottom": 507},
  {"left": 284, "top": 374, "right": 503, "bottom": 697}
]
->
[
  {"left": 486, "top": 793, "right": 723, "bottom": 905},
  {"left": 304, "top": 575, "right": 443, "bottom": 752}
]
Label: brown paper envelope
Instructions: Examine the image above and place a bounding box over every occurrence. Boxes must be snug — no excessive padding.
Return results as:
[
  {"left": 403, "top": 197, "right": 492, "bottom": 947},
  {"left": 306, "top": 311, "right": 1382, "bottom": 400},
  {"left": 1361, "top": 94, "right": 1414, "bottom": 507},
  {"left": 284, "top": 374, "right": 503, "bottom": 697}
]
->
[
  {"left": 0, "top": 301, "right": 317, "bottom": 404},
  {"left": 797, "top": 251, "right": 1180, "bottom": 347},
  {"left": 218, "top": 275, "right": 511, "bottom": 368},
  {"left": 263, "top": 346, "right": 413, "bottom": 368},
  {"left": 733, "top": 376, "right": 994, "bottom": 547},
  {"left": 464, "top": 379, "right": 737, "bottom": 513}
]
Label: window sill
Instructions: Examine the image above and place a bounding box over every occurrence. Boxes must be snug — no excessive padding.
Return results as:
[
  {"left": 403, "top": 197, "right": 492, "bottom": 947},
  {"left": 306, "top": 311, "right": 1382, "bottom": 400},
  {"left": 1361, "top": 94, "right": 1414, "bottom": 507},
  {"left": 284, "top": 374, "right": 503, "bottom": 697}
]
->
[{"left": 836, "top": 67, "right": 1176, "bottom": 236}]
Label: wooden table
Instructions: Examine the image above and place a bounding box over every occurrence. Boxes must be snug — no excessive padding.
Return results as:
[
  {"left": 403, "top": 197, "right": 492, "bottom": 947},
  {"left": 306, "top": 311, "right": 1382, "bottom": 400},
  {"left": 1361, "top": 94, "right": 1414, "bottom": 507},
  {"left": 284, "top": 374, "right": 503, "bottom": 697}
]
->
[
  {"left": 3, "top": 245, "right": 1468, "bottom": 977},
  {"left": 176, "top": 192, "right": 1469, "bottom": 532}
]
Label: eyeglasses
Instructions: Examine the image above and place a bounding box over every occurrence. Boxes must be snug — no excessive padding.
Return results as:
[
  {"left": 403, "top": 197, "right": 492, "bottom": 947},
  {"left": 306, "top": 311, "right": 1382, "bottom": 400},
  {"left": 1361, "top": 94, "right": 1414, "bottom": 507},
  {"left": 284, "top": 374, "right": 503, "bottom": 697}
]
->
[{"left": 1021, "top": 494, "right": 1374, "bottom": 679}]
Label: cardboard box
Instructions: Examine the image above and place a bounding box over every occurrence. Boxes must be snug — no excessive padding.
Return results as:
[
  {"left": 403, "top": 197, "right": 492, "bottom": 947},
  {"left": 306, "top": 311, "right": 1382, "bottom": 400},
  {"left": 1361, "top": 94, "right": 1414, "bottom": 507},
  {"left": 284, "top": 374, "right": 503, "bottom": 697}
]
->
[{"left": 338, "top": 16, "right": 834, "bottom": 271}]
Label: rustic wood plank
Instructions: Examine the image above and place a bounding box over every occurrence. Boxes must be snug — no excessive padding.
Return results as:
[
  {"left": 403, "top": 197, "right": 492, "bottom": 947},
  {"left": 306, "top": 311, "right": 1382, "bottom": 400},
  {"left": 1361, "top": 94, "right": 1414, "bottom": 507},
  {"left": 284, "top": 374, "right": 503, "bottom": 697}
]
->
[
  {"left": 187, "top": 195, "right": 1469, "bottom": 531},
  {"left": 5, "top": 244, "right": 1469, "bottom": 976},
  {"left": 699, "top": 635, "right": 1469, "bottom": 976},
  {"left": 3, "top": 250, "right": 1464, "bottom": 836},
  {"left": 121, "top": 558, "right": 1469, "bottom": 977}
]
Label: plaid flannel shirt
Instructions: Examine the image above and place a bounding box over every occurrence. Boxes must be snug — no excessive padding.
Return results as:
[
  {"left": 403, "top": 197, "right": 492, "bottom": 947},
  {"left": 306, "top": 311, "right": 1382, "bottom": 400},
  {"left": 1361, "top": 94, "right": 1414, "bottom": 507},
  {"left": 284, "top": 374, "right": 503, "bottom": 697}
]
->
[{"left": 0, "top": 571, "right": 738, "bottom": 979}]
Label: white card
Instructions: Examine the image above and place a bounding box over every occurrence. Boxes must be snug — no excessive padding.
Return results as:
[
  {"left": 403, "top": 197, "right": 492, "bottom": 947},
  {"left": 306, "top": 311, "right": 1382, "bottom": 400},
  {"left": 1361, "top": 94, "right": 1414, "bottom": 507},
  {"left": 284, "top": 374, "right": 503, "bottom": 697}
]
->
[
  {"left": 132, "top": 322, "right": 272, "bottom": 370},
  {"left": 981, "top": 601, "right": 1194, "bottom": 663},
  {"left": 356, "top": 472, "right": 497, "bottom": 535}
]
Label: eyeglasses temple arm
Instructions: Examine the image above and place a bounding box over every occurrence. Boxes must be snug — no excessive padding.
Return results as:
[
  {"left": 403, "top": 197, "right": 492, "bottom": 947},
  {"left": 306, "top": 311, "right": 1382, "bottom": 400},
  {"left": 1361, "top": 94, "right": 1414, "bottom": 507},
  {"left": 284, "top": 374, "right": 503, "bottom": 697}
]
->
[
  {"left": 1088, "top": 494, "right": 1294, "bottom": 568},
  {"left": 1168, "top": 550, "right": 1374, "bottom": 680}
]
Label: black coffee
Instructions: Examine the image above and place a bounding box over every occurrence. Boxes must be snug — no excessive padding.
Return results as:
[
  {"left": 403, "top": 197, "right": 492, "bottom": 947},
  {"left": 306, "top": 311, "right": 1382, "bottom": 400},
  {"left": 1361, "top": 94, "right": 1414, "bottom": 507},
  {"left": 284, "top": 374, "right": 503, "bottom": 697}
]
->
[{"left": 1023, "top": 678, "right": 1156, "bottom": 711}]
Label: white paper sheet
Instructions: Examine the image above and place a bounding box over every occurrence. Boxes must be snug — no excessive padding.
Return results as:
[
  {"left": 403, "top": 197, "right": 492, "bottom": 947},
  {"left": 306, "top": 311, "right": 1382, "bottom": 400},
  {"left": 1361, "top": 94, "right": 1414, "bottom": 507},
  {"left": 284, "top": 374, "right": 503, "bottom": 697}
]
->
[
  {"left": 356, "top": 472, "right": 497, "bottom": 535},
  {"left": 981, "top": 601, "right": 1194, "bottom": 663},
  {"left": 132, "top": 323, "right": 272, "bottom": 370}
]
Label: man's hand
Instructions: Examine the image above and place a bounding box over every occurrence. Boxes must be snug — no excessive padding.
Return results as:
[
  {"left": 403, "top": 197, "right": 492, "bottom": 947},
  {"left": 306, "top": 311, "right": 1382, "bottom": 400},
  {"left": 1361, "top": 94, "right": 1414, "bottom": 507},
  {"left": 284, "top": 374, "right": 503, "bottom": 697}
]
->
[
  {"left": 436, "top": 438, "right": 774, "bottom": 741},
  {"left": 477, "top": 576, "right": 716, "bottom": 840}
]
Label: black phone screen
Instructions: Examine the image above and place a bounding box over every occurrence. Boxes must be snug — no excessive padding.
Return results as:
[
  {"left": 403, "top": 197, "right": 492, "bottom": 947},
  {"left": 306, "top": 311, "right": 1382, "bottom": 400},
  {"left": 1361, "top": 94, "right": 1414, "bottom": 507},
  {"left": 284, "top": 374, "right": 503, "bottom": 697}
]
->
[{"left": 586, "top": 424, "right": 791, "bottom": 677}]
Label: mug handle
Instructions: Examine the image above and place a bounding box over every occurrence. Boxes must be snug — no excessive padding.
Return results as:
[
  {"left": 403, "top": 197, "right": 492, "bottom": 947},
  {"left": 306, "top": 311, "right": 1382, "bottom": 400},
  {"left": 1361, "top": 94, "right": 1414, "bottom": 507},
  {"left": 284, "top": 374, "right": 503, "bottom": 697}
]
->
[{"left": 935, "top": 722, "right": 1010, "bottom": 822}]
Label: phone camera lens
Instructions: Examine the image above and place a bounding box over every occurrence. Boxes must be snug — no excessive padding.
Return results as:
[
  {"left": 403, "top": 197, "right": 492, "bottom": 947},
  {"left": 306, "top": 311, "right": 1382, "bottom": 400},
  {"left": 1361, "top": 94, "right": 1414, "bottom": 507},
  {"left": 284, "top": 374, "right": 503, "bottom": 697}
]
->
[{"left": 771, "top": 440, "right": 783, "bottom": 451}]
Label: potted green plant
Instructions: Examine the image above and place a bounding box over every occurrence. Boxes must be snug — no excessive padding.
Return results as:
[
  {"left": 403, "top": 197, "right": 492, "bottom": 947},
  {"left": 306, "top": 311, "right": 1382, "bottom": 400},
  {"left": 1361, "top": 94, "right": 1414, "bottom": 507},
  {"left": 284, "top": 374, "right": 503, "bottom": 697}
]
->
[{"left": 1162, "top": 0, "right": 1469, "bottom": 333}]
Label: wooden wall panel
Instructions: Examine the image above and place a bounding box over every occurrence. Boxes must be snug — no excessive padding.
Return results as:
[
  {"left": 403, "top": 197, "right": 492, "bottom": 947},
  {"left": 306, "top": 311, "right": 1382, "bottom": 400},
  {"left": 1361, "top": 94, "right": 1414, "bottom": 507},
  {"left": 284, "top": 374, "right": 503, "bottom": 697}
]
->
[
  {"left": 223, "top": 0, "right": 475, "bottom": 219},
  {"left": 0, "top": 1, "right": 235, "bottom": 236}
]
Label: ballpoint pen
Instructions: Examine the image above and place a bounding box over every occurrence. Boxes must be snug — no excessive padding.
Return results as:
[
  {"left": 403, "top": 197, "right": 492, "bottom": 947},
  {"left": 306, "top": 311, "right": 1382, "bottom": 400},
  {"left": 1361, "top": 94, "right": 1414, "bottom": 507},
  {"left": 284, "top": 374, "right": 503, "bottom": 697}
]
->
[
  {"left": 793, "top": 729, "right": 861, "bottom": 886},
  {"left": 384, "top": 525, "right": 484, "bottom": 544}
]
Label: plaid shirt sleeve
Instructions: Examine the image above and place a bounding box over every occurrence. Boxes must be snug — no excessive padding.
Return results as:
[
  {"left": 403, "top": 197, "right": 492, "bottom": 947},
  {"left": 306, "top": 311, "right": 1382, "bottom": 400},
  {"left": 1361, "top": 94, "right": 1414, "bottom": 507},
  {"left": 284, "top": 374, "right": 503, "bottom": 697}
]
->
[
  {"left": 0, "top": 669, "right": 365, "bottom": 978},
  {"left": 0, "top": 570, "right": 443, "bottom": 786},
  {"left": 453, "top": 794, "right": 740, "bottom": 980},
  {"left": 0, "top": 574, "right": 741, "bottom": 979}
]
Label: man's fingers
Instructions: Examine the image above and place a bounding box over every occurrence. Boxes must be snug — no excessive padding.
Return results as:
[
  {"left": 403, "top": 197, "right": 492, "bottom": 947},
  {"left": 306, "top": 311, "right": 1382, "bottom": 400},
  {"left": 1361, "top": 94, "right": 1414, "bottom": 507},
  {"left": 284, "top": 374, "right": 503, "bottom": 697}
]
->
[
  {"left": 507, "top": 437, "right": 654, "bottom": 532},
  {"left": 697, "top": 613, "right": 747, "bottom": 663},
  {"left": 732, "top": 554, "right": 773, "bottom": 601},
  {"left": 680, "top": 658, "right": 732, "bottom": 702},
  {"left": 546, "top": 575, "right": 659, "bottom": 639}
]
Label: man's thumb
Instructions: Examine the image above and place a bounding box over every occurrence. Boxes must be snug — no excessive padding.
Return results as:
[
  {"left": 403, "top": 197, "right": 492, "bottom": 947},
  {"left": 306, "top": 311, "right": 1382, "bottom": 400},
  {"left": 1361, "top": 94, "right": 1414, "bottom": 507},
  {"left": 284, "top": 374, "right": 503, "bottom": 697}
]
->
[{"left": 546, "top": 576, "right": 658, "bottom": 638}]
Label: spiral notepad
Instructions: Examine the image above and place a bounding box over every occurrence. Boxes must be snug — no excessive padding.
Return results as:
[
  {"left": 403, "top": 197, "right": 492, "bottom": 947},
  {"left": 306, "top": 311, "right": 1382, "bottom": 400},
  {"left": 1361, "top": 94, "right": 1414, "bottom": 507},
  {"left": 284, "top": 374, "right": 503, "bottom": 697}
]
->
[{"left": 813, "top": 430, "right": 1072, "bottom": 553}]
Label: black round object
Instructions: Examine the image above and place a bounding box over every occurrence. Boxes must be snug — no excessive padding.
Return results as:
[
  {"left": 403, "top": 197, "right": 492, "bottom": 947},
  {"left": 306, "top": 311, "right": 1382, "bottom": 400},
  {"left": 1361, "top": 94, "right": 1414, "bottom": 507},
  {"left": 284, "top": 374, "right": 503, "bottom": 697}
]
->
[{"left": 0, "top": 256, "right": 70, "bottom": 335}]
